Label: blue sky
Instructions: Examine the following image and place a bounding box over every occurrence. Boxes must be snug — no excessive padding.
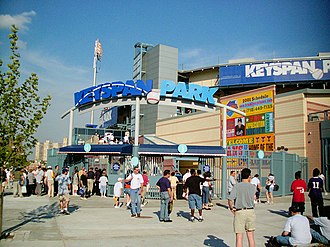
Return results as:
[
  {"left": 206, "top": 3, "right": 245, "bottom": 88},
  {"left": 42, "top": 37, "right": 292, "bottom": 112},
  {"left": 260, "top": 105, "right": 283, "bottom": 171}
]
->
[{"left": 1, "top": 0, "right": 329, "bottom": 146}]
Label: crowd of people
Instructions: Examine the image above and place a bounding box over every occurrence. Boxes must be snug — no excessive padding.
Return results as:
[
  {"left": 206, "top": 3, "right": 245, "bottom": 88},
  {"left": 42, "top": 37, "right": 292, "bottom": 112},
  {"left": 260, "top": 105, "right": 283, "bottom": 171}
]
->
[{"left": 2, "top": 164, "right": 329, "bottom": 246}]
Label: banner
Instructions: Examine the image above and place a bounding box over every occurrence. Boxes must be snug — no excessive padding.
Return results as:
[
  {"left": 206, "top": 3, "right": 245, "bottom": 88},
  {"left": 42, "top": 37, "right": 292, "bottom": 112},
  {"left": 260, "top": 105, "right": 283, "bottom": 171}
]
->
[
  {"left": 222, "top": 87, "right": 275, "bottom": 152},
  {"left": 219, "top": 59, "right": 330, "bottom": 86}
]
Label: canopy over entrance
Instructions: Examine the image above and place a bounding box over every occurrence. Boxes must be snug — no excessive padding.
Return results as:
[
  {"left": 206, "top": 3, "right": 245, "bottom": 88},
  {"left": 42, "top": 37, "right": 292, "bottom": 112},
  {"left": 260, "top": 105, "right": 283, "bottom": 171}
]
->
[
  {"left": 138, "top": 144, "right": 225, "bottom": 157},
  {"left": 58, "top": 143, "right": 225, "bottom": 157},
  {"left": 58, "top": 144, "right": 132, "bottom": 155}
]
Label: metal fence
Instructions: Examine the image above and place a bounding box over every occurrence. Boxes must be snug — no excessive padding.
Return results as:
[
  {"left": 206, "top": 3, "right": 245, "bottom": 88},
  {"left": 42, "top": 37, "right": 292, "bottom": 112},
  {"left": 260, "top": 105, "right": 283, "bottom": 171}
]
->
[{"left": 214, "top": 150, "right": 308, "bottom": 199}]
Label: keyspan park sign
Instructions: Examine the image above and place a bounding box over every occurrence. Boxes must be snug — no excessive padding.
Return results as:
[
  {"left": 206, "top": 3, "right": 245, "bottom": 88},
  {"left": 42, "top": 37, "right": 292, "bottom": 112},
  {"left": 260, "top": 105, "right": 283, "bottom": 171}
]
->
[{"left": 74, "top": 80, "right": 218, "bottom": 108}]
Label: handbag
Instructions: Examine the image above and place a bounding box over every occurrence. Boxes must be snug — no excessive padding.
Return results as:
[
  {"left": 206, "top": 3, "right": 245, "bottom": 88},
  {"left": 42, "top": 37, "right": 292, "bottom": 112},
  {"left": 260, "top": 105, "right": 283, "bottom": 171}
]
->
[
  {"left": 78, "top": 187, "right": 85, "bottom": 196},
  {"left": 273, "top": 184, "right": 279, "bottom": 191},
  {"left": 265, "top": 184, "right": 270, "bottom": 190}
]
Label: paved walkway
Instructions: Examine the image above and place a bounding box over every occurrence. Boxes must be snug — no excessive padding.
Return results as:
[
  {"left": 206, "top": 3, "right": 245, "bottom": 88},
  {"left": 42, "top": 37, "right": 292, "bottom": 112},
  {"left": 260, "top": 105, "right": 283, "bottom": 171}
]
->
[{"left": 1, "top": 193, "right": 329, "bottom": 247}]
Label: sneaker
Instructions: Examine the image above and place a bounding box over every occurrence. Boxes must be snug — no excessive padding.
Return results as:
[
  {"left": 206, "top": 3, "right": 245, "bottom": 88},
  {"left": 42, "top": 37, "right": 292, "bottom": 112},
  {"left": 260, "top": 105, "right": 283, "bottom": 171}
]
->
[
  {"left": 131, "top": 214, "right": 136, "bottom": 217},
  {"left": 190, "top": 217, "right": 195, "bottom": 222},
  {"left": 144, "top": 201, "right": 148, "bottom": 206},
  {"left": 119, "top": 202, "right": 123, "bottom": 207},
  {"left": 136, "top": 213, "right": 141, "bottom": 218},
  {"left": 164, "top": 219, "right": 172, "bottom": 222},
  {"left": 114, "top": 206, "right": 119, "bottom": 208},
  {"left": 198, "top": 217, "right": 204, "bottom": 222},
  {"left": 60, "top": 210, "right": 64, "bottom": 214}
]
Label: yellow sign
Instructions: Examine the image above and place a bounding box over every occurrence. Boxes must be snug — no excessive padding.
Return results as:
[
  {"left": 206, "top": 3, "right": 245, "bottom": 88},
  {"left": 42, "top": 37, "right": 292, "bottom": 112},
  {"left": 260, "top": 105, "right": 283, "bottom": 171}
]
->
[{"left": 221, "top": 86, "right": 275, "bottom": 151}]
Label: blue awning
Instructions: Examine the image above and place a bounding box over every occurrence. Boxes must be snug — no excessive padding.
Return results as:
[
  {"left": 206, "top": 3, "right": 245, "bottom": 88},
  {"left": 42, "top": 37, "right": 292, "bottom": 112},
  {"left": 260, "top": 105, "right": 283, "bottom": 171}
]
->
[
  {"left": 138, "top": 144, "right": 225, "bottom": 157},
  {"left": 58, "top": 144, "right": 132, "bottom": 155}
]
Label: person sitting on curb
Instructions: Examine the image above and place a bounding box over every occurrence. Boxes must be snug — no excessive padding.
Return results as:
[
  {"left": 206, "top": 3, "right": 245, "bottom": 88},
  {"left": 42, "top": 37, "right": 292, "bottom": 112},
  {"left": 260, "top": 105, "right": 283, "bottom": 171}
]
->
[
  {"left": 269, "top": 205, "right": 311, "bottom": 246},
  {"left": 306, "top": 213, "right": 330, "bottom": 245}
]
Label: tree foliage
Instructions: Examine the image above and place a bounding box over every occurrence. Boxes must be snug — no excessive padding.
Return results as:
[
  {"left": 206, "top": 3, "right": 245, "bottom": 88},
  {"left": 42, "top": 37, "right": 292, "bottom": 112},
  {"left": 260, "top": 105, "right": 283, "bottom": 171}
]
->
[{"left": 0, "top": 25, "right": 51, "bottom": 168}]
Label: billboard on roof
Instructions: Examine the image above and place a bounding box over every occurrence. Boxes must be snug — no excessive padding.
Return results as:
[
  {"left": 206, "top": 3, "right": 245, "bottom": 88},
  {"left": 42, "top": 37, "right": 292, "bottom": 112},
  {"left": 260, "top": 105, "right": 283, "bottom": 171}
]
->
[{"left": 219, "top": 59, "right": 330, "bottom": 86}]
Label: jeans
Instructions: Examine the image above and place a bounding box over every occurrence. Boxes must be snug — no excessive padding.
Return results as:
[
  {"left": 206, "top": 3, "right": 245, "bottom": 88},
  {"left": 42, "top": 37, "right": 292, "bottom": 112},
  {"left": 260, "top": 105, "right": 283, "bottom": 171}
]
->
[
  {"left": 160, "top": 191, "right": 170, "bottom": 220},
  {"left": 130, "top": 188, "right": 141, "bottom": 215},
  {"left": 275, "top": 235, "right": 291, "bottom": 246},
  {"left": 202, "top": 186, "right": 209, "bottom": 204},
  {"left": 310, "top": 228, "right": 330, "bottom": 245}
]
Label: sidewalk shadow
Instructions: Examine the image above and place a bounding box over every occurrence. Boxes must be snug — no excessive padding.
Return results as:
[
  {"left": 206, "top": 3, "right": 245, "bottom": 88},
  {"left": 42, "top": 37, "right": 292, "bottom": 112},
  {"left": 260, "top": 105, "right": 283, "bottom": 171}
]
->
[
  {"left": 267, "top": 209, "right": 289, "bottom": 218},
  {"left": 216, "top": 202, "right": 229, "bottom": 209},
  {"left": 176, "top": 210, "right": 191, "bottom": 220},
  {"left": 1, "top": 202, "right": 79, "bottom": 238},
  {"left": 203, "top": 235, "right": 230, "bottom": 246}
]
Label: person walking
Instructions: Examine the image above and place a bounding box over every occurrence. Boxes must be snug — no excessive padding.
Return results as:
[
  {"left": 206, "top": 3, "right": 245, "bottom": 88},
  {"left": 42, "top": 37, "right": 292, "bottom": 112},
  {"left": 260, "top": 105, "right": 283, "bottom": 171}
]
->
[
  {"left": 125, "top": 166, "right": 144, "bottom": 218},
  {"left": 228, "top": 168, "right": 256, "bottom": 247},
  {"left": 27, "top": 168, "right": 36, "bottom": 196},
  {"left": 202, "top": 171, "right": 212, "bottom": 210},
  {"left": 53, "top": 165, "right": 60, "bottom": 196},
  {"left": 45, "top": 166, "right": 55, "bottom": 197},
  {"left": 72, "top": 167, "right": 79, "bottom": 196},
  {"left": 87, "top": 167, "right": 95, "bottom": 197},
  {"left": 35, "top": 166, "right": 44, "bottom": 196},
  {"left": 99, "top": 171, "right": 108, "bottom": 198},
  {"left": 184, "top": 169, "right": 205, "bottom": 222},
  {"left": 141, "top": 170, "right": 149, "bottom": 206},
  {"left": 169, "top": 171, "right": 179, "bottom": 200},
  {"left": 12, "top": 168, "right": 23, "bottom": 198},
  {"left": 113, "top": 178, "right": 123, "bottom": 208},
  {"left": 56, "top": 168, "right": 71, "bottom": 215},
  {"left": 265, "top": 173, "right": 275, "bottom": 204},
  {"left": 290, "top": 170, "right": 307, "bottom": 214},
  {"left": 250, "top": 174, "right": 261, "bottom": 204},
  {"left": 269, "top": 205, "right": 311, "bottom": 246},
  {"left": 79, "top": 168, "right": 88, "bottom": 200},
  {"left": 94, "top": 167, "right": 101, "bottom": 196},
  {"left": 156, "top": 169, "right": 173, "bottom": 222},
  {"left": 308, "top": 168, "right": 324, "bottom": 217},
  {"left": 228, "top": 171, "right": 237, "bottom": 195}
]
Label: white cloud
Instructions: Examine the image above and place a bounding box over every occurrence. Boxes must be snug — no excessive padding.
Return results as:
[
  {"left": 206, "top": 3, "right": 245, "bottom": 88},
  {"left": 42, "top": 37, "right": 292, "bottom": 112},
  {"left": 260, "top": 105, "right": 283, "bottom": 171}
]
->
[{"left": 0, "top": 11, "right": 36, "bottom": 30}]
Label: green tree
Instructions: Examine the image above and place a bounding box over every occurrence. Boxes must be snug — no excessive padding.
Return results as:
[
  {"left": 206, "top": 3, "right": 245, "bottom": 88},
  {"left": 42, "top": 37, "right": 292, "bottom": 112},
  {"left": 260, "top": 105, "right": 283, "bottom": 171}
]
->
[
  {"left": 0, "top": 25, "right": 51, "bottom": 236},
  {"left": 0, "top": 25, "right": 51, "bottom": 168}
]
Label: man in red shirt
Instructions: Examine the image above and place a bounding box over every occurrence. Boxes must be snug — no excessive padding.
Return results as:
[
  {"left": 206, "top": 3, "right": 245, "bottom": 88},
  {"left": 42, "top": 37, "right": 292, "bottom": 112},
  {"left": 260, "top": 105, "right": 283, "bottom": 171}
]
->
[{"left": 291, "top": 171, "right": 307, "bottom": 215}]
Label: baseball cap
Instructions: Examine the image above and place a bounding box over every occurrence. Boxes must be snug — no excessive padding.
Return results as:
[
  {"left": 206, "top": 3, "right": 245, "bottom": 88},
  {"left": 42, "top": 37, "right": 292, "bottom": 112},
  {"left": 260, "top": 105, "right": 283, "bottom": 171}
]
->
[{"left": 117, "top": 178, "right": 122, "bottom": 182}]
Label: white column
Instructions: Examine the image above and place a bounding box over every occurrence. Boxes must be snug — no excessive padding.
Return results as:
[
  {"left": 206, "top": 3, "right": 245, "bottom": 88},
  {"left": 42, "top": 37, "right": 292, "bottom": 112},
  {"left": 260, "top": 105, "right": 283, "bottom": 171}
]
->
[{"left": 69, "top": 109, "right": 74, "bottom": 145}]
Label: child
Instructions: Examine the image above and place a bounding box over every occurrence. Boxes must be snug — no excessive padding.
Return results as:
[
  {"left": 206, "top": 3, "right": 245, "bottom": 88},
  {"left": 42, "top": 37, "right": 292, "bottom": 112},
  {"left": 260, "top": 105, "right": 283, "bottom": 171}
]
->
[
  {"left": 99, "top": 171, "right": 108, "bottom": 198},
  {"left": 113, "top": 178, "right": 123, "bottom": 208}
]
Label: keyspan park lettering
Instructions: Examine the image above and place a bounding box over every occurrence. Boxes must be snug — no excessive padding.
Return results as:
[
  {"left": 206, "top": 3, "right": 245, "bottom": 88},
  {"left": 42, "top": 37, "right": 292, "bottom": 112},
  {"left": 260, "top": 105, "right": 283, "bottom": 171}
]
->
[
  {"left": 219, "top": 59, "right": 330, "bottom": 86},
  {"left": 74, "top": 80, "right": 217, "bottom": 107}
]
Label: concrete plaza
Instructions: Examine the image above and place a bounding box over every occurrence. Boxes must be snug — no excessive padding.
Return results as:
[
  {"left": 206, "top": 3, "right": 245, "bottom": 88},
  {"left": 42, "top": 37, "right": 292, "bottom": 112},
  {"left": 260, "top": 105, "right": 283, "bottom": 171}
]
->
[{"left": 1, "top": 193, "right": 329, "bottom": 247}]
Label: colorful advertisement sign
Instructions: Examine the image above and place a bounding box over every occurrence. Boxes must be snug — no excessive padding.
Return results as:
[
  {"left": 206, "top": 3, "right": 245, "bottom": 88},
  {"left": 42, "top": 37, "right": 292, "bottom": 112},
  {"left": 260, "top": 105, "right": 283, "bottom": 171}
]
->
[
  {"left": 219, "top": 59, "right": 330, "bottom": 86},
  {"left": 222, "top": 87, "right": 275, "bottom": 152}
]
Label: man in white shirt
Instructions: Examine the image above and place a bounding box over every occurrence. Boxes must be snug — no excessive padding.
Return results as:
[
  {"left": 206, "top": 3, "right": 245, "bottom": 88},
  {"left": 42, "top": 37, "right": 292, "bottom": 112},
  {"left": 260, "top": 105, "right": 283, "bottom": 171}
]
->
[
  {"left": 125, "top": 166, "right": 144, "bottom": 218},
  {"left": 182, "top": 169, "right": 191, "bottom": 184},
  {"left": 45, "top": 166, "right": 55, "bottom": 197},
  {"left": 270, "top": 205, "right": 312, "bottom": 246},
  {"left": 307, "top": 214, "right": 330, "bottom": 245}
]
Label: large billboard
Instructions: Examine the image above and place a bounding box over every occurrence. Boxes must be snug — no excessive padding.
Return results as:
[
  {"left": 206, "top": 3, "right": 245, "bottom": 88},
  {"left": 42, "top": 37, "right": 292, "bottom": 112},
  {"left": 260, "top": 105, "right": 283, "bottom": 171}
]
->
[
  {"left": 219, "top": 59, "right": 330, "bottom": 86},
  {"left": 221, "top": 86, "right": 275, "bottom": 152}
]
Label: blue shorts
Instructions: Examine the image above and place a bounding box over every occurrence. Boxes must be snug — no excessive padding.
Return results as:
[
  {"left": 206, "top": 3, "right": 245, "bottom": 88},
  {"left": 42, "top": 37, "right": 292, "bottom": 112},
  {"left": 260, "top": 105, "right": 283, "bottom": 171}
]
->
[{"left": 188, "top": 194, "right": 202, "bottom": 210}]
